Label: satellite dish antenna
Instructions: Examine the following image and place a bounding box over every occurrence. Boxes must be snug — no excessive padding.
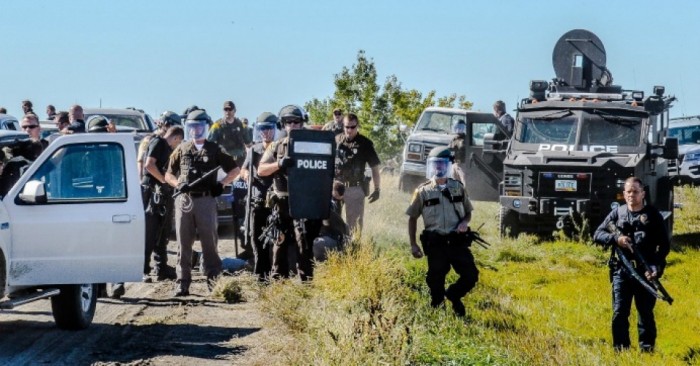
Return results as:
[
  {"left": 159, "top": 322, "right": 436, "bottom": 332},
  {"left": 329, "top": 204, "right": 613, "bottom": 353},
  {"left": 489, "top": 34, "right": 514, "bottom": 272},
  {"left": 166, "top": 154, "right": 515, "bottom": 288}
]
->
[{"left": 552, "top": 29, "right": 611, "bottom": 90}]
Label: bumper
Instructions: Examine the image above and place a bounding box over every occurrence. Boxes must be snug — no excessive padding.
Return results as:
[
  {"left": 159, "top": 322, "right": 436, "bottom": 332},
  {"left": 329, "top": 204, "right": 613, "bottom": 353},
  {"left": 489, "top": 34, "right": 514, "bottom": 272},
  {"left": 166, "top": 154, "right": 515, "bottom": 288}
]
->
[{"left": 678, "top": 160, "right": 700, "bottom": 183}]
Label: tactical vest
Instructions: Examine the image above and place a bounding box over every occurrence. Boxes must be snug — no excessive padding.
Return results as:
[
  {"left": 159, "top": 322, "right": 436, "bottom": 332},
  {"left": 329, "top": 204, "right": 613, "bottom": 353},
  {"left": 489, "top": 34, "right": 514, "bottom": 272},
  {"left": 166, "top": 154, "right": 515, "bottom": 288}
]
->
[{"left": 179, "top": 141, "right": 220, "bottom": 192}]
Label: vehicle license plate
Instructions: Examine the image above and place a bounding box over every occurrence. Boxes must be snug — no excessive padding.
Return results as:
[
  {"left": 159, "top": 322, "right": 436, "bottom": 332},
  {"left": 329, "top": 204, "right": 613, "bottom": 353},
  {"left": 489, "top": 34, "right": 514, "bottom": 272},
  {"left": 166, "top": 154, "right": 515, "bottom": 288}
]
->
[{"left": 555, "top": 179, "right": 577, "bottom": 192}]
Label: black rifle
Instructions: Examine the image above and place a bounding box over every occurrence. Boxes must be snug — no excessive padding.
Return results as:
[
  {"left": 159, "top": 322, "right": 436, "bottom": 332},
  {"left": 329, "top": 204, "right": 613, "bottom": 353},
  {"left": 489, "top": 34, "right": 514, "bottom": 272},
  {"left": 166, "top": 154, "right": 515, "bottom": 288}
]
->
[
  {"left": 466, "top": 223, "right": 491, "bottom": 249},
  {"left": 606, "top": 222, "right": 673, "bottom": 305},
  {"left": 259, "top": 205, "right": 284, "bottom": 250},
  {"left": 173, "top": 166, "right": 221, "bottom": 198}
]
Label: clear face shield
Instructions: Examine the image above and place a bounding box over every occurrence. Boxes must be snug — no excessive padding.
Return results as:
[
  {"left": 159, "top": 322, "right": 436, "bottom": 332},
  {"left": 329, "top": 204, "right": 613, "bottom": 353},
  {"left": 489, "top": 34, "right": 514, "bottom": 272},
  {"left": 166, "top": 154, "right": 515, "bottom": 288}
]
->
[
  {"left": 185, "top": 120, "right": 209, "bottom": 141},
  {"left": 425, "top": 157, "right": 453, "bottom": 179},
  {"left": 452, "top": 121, "right": 466, "bottom": 135},
  {"left": 253, "top": 123, "right": 277, "bottom": 143}
]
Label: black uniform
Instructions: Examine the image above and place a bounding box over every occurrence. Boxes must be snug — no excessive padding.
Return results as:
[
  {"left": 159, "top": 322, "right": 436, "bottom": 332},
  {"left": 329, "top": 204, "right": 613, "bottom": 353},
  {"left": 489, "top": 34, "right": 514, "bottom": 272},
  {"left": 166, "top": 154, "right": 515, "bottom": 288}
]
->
[
  {"left": 593, "top": 204, "right": 670, "bottom": 351},
  {"left": 141, "top": 135, "right": 174, "bottom": 277},
  {"left": 243, "top": 142, "right": 274, "bottom": 279},
  {"left": 259, "top": 137, "right": 320, "bottom": 280}
]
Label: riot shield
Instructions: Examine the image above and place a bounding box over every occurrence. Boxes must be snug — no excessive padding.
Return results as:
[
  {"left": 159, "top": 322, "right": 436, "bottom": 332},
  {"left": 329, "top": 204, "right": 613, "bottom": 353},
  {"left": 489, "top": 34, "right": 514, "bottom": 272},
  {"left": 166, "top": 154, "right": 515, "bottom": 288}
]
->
[{"left": 287, "top": 129, "right": 336, "bottom": 219}]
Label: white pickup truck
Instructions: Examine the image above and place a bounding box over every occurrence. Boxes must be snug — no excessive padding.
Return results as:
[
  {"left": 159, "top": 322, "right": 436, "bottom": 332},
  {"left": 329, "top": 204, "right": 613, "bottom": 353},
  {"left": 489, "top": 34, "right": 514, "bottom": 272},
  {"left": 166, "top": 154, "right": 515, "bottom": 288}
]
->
[{"left": 0, "top": 133, "right": 144, "bottom": 329}]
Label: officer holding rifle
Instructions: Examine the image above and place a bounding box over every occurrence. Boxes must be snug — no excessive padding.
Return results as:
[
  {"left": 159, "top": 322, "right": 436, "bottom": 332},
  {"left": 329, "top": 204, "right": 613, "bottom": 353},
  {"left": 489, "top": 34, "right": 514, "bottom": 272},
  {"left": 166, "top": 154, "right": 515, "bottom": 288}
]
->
[{"left": 594, "top": 176, "right": 671, "bottom": 353}]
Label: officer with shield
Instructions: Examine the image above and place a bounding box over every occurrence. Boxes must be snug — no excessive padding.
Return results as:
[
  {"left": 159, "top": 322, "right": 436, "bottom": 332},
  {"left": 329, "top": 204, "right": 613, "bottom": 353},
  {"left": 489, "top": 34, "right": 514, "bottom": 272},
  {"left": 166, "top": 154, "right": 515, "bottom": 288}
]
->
[
  {"left": 240, "top": 112, "right": 278, "bottom": 280},
  {"left": 406, "top": 146, "right": 478, "bottom": 317},
  {"left": 258, "top": 105, "right": 324, "bottom": 281},
  {"left": 165, "top": 110, "right": 240, "bottom": 296}
]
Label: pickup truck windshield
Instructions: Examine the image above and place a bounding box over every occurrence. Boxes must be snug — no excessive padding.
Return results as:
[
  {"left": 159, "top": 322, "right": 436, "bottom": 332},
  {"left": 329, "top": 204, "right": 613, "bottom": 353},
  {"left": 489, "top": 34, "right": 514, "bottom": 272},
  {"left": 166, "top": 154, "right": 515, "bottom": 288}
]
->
[{"left": 415, "top": 111, "right": 464, "bottom": 134}]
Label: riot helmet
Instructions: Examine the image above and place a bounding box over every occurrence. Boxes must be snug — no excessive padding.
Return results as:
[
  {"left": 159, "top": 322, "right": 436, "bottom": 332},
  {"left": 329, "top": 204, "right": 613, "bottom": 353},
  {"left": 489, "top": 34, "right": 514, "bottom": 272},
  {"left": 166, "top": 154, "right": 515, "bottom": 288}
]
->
[
  {"left": 278, "top": 105, "right": 307, "bottom": 128},
  {"left": 160, "top": 110, "right": 182, "bottom": 127},
  {"left": 254, "top": 112, "right": 278, "bottom": 143},
  {"left": 452, "top": 119, "right": 466, "bottom": 136},
  {"left": 87, "top": 115, "right": 110, "bottom": 133},
  {"left": 425, "top": 146, "right": 453, "bottom": 179},
  {"left": 185, "top": 109, "right": 210, "bottom": 141}
]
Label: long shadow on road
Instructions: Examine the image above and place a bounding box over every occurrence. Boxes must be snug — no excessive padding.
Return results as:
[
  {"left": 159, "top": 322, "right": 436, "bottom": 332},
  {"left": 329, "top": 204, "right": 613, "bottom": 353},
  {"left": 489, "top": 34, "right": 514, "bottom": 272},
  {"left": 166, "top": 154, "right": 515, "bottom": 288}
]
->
[{"left": 0, "top": 321, "right": 258, "bottom": 365}]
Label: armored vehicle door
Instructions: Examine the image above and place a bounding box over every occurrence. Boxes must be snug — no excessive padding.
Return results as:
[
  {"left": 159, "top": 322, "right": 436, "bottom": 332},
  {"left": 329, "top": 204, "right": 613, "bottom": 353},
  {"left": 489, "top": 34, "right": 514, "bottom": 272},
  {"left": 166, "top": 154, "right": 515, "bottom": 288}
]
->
[
  {"left": 287, "top": 129, "right": 336, "bottom": 219},
  {"left": 461, "top": 113, "right": 508, "bottom": 201}
]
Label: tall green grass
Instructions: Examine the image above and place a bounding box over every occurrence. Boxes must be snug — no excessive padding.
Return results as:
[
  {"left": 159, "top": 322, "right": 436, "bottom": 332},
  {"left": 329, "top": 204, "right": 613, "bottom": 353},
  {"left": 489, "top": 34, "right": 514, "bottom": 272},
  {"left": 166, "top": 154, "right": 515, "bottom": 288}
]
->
[{"left": 257, "top": 176, "right": 700, "bottom": 365}]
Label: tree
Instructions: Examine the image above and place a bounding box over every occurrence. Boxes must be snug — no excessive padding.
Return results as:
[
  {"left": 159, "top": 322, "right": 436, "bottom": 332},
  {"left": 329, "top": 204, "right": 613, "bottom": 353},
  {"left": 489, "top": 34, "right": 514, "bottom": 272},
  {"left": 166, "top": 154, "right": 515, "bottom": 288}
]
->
[{"left": 305, "top": 50, "right": 473, "bottom": 159}]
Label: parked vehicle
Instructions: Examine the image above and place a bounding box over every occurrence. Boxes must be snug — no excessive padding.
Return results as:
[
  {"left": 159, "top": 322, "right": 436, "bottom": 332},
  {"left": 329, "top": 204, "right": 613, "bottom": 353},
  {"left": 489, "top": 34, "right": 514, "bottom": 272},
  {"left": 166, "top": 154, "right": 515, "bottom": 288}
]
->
[
  {"left": 668, "top": 116, "right": 700, "bottom": 184},
  {"left": 398, "top": 107, "right": 505, "bottom": 198},
  {"left": 488, "top": 29, "right": 677, "bottom": 238},
  {"left": 83, "top": 108, "right": 156, "bottom": 150},
  {"left": 0, "top": 114, "right": 20, "bottom": 131},
  {"left": 0, "top": 133, "right": 144, "bottom": 329}
]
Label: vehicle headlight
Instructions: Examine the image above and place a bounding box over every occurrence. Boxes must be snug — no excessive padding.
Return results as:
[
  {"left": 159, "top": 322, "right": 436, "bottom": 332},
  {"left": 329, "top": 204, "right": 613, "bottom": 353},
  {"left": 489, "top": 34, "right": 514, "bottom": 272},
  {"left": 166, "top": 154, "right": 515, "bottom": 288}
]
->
[
  {"left": 684, "top": 152, "right": 700, "bottom": 162},
  {"left": 408, "top": 143, "right": 422, "bottom": 153}
]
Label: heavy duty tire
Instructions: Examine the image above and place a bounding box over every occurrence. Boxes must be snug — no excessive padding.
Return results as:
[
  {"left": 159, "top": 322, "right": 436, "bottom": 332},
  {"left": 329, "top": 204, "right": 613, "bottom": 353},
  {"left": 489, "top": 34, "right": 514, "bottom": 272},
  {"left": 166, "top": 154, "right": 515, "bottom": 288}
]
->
[
  {"left": 51, "top": 284, "right": 97, "bottom": 330},
  {"left": 499, "top": 205, "right": 520, "bottom": 238}
]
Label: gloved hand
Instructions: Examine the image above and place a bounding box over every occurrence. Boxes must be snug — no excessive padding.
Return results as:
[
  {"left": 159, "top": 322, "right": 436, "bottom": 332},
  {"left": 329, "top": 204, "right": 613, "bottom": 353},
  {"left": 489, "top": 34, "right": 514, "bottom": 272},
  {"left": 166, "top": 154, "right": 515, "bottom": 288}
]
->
[
  {"left": 211, "top": 182, "right": 224, "bottom": 197},
  {"left": 368, "top": 189, "right": 380, "bottom": 203},
  {"left": 177, "top": 182, "right": 191, "bottom": 194},
  {"left": 278, "top": 157, "right": 294, "bottom": 169}
]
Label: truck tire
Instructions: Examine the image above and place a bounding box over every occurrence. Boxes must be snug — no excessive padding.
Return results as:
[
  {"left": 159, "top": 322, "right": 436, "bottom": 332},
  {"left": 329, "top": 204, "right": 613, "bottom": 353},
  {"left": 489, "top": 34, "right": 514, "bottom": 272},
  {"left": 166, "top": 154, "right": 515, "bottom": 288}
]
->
[
  {"left": 499, "top": 206, "right": 520, "bottom": 238},
  {"left": 51, "top": 283, "right": 97, "bottom": 330}
]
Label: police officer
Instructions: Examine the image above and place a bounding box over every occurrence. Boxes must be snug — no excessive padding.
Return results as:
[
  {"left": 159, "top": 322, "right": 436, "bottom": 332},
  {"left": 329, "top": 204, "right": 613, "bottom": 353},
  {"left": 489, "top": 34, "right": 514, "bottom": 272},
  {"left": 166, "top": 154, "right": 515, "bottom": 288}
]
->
[
  {"left": 322, "top": 108, "right": 344, "bottom": 135},
  {"left": 593, "top": 177, "right": 670, "bottom": 352},
  {"left": 165, "top": 110, "right": 240, "bottom": 296},
  {"left": 240, "top": 112, "right": 278, "bottom": 280},
  {"left": 335, "top": 113, "right": 381, "bottom": 235},
  {"left": 138, "top": 111, "right": 181, "bottom": 181},
  {"left": 493, "top": 100, "right": 514, "bottom": 135},
  {"left": 142, "top": 125, "right": 184, "bottom": 282},
  {"left": 406, "top": 147, "right": 478, "bottom": 317},
  {"left": 448, "top": 119, "right": 467, "bottom": 185},
  {"left": 208, "top": 101, "right": 251, "bottom": 167},
  {"left": 258, "top": 105, "right": 318, "bottom": 280}
]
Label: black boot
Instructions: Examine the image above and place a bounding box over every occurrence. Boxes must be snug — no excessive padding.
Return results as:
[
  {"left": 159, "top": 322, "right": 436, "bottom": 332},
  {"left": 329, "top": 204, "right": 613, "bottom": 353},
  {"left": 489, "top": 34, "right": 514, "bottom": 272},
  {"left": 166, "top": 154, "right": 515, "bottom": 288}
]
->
[
  {"left": 155, "top": 265, "right": 177, "bottom": 281},
  {"left": 173, "top": 281, "right": 190, "bottom": 297}
]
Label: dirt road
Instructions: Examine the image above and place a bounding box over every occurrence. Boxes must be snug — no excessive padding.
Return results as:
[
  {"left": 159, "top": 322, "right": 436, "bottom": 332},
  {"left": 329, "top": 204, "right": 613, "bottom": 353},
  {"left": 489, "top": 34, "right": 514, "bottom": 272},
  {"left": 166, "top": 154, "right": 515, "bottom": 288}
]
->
[{"left": 0, "top": 227, "right": 270, "bottom": 366}]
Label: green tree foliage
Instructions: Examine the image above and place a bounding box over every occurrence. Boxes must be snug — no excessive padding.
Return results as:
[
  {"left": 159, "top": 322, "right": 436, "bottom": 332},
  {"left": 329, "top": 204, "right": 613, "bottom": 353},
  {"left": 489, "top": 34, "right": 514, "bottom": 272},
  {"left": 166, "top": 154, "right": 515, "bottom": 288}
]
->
[{"left": 305, "top": 50, "right": 473, "bottom": 159}]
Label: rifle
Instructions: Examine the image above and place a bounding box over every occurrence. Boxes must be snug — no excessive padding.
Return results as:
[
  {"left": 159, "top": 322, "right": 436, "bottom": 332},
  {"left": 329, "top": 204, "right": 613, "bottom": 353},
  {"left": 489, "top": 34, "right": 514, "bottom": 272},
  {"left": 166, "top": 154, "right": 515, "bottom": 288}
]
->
[
  {"left": 606, "top": 222, "right": 673, "bottom": 305},
  {"left": 173, "top": 166, "right": 221, "bottom": 198},
  {"left": 259, "top": 205, "right": 285, "bottom": 250},
  {"left": 466, "top": 223, "right": 491, "bottom": 249}
]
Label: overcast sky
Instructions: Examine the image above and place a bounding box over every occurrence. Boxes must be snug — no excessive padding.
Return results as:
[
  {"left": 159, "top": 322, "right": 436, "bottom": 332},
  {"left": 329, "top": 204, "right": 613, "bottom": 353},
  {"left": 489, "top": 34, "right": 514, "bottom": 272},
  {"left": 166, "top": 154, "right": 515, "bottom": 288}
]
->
[{"left": 1, "top": 0, "right": 698, "bottom": 122}]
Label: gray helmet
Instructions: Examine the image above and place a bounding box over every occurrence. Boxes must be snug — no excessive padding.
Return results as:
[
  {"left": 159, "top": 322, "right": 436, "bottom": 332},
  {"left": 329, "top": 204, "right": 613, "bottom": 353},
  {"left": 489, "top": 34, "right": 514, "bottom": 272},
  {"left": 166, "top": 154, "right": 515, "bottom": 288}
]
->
[
  {"left": 88, "top": 115, "right": 109, "bottom": 133},
  {"left": 160, "top": 111, "right": 182, "bottom": 126},
  {"left": 256, "top": 112, "right": 278, "bottom": 126},
  {"left": 278, "top": 105, "right": 307, "bottom": 124}
]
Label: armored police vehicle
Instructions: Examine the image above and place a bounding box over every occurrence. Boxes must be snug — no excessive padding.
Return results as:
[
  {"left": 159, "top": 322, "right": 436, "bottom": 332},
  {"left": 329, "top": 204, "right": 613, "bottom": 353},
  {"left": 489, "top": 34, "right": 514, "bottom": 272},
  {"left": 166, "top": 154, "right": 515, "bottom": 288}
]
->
[
  {"left": 399, "top": 107, "right": 504, "bottom": 197},
  {"left": 487, "top": 29, "right": 677, "bottom": 237}
]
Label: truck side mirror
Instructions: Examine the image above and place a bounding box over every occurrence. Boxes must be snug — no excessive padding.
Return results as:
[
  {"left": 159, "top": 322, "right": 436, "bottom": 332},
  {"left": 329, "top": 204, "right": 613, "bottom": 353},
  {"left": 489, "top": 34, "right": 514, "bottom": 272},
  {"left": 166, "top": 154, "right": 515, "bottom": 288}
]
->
[
  {"left": 18, "top": 180, "right": 47, "bottom": 204},
  {"left": 663, "top": 137, "right": 679, "bottom": 159},
  {"left": 483, "top": 133, "right": 502, "bottom": 153}
]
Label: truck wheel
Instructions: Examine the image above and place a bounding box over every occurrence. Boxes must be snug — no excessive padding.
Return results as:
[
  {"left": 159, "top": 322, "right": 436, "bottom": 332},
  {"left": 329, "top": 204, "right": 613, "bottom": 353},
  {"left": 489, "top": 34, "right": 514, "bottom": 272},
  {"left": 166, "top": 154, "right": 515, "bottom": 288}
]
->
[
  {"left": 499, "top": 206, "right": 519, "bottom": 238},
  {"left": 51, "top": 284, "right": 97, "bottom": 330}
]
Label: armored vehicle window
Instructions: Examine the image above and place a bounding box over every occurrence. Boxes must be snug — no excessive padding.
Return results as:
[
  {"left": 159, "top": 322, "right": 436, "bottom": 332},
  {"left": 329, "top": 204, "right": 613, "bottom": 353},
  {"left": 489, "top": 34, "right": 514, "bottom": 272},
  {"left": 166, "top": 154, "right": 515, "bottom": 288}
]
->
[
  {"left": 471, "top": 122, "right": 497, "bottom": 146},
  {"left": 416, "top": 111, "right": 463, "bottom": 134},
  {"left": 581, "top": 112, "right": 642, "bottom": 147},
  {"left": 518, "top": 114, "right": 577, "bottom": 144},
  {"left": 29, "top": 143, "right": 127, "bottom": 202}
]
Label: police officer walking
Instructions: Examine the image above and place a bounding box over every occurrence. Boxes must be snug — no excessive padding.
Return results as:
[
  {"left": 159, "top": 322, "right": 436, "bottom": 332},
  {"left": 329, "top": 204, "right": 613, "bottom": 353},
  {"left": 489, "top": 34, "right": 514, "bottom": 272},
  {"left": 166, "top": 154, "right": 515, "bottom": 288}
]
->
[
  {"left": 258, "top": 105, "right": 319, "bottom": 281},
  {"left": 240, "top": 112, "right": 278, "bottom": 280},
  {"left": 593, "top": 177, "right": 670, "bottom": 352},
  {"left": 335, "top": 113, "right": 381, "bottom": 235},
  {"left": 165, "top": 110, "right": 240, "bottom": 296},
  {"left": 493, "top": 100, "right": 514, "bottom": 135},
  {"left": 406, "top": 147, "right": 478, "bottom": 317},
  {"left": 142, "top": 125, "right": 184, "bottom": 282}
]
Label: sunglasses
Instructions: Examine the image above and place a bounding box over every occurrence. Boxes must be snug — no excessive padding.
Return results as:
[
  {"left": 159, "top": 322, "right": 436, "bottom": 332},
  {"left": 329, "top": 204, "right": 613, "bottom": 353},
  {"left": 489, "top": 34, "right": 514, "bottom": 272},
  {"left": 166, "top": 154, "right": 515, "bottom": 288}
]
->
[
  {"left": 223, "top": 107, "right": 234, "bottom": 112},
  {"left": 22, "top": 125, "right": 39, "bottom": 129},
  {"left": 284, "top": 119, "right": 303, "bottom": 125},
  {"left": 344, "top": 125, "right": 358, "bottom": 130}
]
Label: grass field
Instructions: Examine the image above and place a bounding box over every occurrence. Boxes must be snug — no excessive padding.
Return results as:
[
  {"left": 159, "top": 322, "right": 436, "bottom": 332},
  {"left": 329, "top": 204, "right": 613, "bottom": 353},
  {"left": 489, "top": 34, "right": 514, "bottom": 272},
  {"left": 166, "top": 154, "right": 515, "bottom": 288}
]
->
[{"left": 252, "top": 174, "right": 700, "bottom": 365}]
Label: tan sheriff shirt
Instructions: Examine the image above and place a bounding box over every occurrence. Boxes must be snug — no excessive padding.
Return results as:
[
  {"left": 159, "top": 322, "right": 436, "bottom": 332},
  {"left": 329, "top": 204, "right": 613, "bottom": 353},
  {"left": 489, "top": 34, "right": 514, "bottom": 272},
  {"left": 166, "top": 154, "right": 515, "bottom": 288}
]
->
[{"left": 405, "top": 178, "right": 473, "bottom": 235}]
